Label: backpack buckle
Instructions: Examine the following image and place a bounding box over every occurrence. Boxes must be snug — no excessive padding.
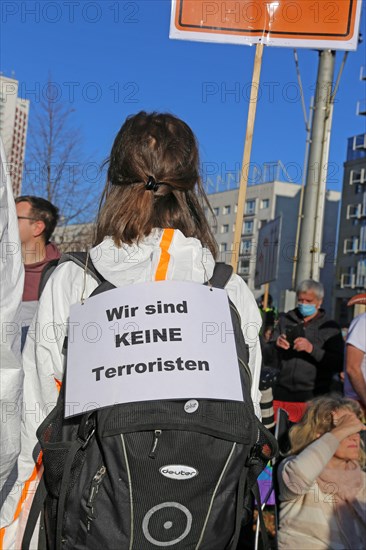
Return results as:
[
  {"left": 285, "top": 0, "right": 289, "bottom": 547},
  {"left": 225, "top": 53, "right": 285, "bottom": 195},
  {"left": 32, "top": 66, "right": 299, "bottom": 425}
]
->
[
  {"left": 80, "top": 425, "right": 96, "bottom": 450},
  {"left": 78, "top": 414, "right": 96, "bottom": 450},
  {"left": 246, "top": 444, "right": 263, "bottom": 467},
  {"left": 246, "top": 441, "right": 274, "bottom": 467}
]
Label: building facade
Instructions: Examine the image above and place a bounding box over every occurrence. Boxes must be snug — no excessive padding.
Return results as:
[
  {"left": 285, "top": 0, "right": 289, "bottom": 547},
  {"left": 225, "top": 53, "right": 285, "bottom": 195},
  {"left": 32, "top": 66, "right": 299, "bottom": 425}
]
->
[
  {"left": 0, "top": 75, "right": 30, "bottom": 196},
  {"left": 333, "top": 66, "right": 366, "bottom": 325},
  {"left": 53, "top": 222, "right": 95, "bottom": 253},
  {"left": 334, "top": 133, "right": 366, "bottom": 325},
  {"left": 206, "top": 181, "right": 340, "bottom": 313}
]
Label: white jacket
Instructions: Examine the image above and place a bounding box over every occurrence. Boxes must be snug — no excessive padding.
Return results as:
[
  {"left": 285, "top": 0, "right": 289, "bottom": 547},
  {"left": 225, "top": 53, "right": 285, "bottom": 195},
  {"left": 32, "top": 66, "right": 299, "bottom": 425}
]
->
[
  {"left": 0, "top": 228, "right": 262, "bottom": 548},
  {"left": 0, "top": 138, "right": 24, "bottom": 493}
]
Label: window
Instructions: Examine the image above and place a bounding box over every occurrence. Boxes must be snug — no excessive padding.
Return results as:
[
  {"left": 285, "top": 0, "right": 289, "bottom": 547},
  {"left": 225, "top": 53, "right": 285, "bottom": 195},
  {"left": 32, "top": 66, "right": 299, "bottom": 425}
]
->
[
  {"left": 220, "top": 243, "right": 227, "bottom": 252},
  {"left": 240, "top": 240, "right": 252, "bottom": 255},
  {"left": 245, "top": 199, "right": 256, "bottom": 215},
  {"left": 213, "top": 207, "right": 219, "bottom": 216},
  {"left": 221, "top": 224, "right": 229, "bottom": 234},
  {"left": 223, "top": 205, "right": 231, "bottom": 215},
  {"left": 238, "top": 259, "right": 250, "bottom": 276},
  {"left": 243, "top": 220, "right": 253, "bottom": 235},
  {"left": 260, "top": 199, "right": 270, "bottom": 209}
]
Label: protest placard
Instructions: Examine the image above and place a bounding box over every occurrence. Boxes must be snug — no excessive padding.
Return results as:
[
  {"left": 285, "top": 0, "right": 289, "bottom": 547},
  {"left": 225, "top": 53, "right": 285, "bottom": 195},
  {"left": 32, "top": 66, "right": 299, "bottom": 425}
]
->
[{"left": 65, "top": 280, "right": 244, "bottom": 416}]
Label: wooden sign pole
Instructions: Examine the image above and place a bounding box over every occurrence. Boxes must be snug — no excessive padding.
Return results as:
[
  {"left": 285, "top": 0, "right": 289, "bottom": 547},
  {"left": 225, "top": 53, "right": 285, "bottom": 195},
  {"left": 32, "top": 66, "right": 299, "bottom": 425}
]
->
[
  {"left": 231, "top": 43, "right": 264, "bottom": 272},
  {"left": 262, "top": 282, "right": 269, "bottom": 310}
]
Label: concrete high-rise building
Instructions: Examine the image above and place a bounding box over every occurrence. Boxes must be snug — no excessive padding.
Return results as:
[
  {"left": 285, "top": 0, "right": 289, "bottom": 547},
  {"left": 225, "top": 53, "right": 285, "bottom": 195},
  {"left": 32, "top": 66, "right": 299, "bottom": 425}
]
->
[
  {"left": 206, "top": 180, "right": 340, "bottom": 313},
  {"left": 334, "top": 134, "right": 366, "bottom": 324},
  {"left": 0, "top": 75, "right": 30, "bottom": 196},
  {"left": 333, "top": 66, "right": 366, "bottom": 326}
]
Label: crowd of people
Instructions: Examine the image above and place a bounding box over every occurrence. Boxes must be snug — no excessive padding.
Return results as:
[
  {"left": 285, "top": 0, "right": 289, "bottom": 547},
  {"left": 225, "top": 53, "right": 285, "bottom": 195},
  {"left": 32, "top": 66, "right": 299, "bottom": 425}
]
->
[{"left": 0, "top": 111, "right": 365, "bottom": 549}]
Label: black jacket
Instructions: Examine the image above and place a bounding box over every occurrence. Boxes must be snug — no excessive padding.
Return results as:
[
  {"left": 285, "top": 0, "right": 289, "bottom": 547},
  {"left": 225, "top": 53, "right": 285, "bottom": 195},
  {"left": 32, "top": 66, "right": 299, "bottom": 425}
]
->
[{"left": 273, "top": 308, "right": 344, "bottom": 402}]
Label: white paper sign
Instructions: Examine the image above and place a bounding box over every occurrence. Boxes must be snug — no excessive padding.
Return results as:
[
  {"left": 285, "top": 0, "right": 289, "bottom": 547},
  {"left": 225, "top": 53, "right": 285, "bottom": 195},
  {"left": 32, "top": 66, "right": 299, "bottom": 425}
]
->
[{"left": 65, "top": 281, "right": 244, "bottom": 416}]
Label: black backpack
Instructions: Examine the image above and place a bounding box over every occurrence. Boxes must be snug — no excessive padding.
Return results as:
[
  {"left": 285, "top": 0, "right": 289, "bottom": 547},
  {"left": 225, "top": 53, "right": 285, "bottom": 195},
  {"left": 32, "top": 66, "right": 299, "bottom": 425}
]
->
[{"left": 23, "top": 253, "right": 277, "bottom": 550}]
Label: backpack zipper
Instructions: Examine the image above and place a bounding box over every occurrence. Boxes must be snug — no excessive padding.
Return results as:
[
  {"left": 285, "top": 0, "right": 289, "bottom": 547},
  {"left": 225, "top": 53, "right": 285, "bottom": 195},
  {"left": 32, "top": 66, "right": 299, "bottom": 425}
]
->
[
  {"left": 149, "top": 429, "right": 162, "bottom": 459},
  {"left": 86, "top": 465, "right": 107, "bottom": 530}
]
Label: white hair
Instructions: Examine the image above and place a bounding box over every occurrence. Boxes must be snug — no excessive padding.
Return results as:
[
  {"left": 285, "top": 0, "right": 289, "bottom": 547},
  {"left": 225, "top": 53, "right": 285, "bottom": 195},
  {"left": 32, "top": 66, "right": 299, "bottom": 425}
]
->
[{"left": 296, "top": 279, "right": 324, "bottom": 300}]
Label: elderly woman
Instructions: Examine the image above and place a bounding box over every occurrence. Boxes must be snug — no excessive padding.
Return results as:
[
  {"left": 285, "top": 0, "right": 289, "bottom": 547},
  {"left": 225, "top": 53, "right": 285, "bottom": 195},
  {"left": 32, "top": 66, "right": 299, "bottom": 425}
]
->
[
  {"left": 277, "top": 395, "right": 366, "bottom": 549},
  {"left": 273, "top": 280, "right": 344, "bottom": 422}
]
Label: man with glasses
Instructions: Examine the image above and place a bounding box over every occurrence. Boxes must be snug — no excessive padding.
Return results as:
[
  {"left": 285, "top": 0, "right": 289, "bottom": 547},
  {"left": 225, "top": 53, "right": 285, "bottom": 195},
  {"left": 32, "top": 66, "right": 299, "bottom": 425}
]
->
[{"left": 15, "top": 196, "right": 60, "bottom": 348}]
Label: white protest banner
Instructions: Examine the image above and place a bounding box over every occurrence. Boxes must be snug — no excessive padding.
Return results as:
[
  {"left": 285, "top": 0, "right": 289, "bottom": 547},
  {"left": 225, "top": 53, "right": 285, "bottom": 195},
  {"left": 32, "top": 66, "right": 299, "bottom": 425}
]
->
[{"left": 65, "top": 281, "right": 244, "bottom": 417}]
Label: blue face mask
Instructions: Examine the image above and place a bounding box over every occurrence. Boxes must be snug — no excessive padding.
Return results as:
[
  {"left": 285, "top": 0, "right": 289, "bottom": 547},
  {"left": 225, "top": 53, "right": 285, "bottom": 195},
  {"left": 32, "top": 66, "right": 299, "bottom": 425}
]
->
[{"left": 298, "top": 303, "right": 317, "bottom": 317}]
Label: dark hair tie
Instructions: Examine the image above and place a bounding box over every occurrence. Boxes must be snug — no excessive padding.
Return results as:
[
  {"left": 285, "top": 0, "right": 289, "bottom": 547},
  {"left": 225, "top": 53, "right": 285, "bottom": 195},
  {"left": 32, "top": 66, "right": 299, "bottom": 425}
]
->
[{"left": 145, "top": 176, "right": 160, "bottom": 192}]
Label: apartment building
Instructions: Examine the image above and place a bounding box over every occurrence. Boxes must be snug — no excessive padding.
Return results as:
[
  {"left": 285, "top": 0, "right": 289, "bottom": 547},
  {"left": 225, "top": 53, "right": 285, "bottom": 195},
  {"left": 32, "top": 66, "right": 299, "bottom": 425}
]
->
[
  {"left": 206, "top": 181, "right": 340, "bottom": 312},
  {"left": 334, "top": 133, "right": 366, "bottom": 324},
  {"left": 0, "top": 75, "right": 30, "bottom": 196},
  {"left": 333, "top": 65, "right": 366, "bottom": 324}
]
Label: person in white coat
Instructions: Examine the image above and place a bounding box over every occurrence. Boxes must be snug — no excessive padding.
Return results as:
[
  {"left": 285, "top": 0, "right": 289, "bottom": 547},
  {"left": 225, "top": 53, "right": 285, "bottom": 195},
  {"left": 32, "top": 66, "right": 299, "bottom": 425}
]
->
[
  {"left": 0, "top": 112, "right": 262, "bottom": 548},
  {"left": 0, "top": 137, "right": 24, "bottom": 495}
]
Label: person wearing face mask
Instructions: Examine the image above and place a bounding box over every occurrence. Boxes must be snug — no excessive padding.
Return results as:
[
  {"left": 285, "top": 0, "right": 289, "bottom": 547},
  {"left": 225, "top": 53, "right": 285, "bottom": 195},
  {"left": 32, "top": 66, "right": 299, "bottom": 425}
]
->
[{"left": 272, "top": 280, "right": 344, "bottom": 422}]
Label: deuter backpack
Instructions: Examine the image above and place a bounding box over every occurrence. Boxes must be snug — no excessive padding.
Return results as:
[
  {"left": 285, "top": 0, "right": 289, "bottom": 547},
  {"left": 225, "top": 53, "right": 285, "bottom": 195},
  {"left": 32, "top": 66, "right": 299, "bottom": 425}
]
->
[{"left": 23, "top": 253, "right": 277, "bottom": 550}]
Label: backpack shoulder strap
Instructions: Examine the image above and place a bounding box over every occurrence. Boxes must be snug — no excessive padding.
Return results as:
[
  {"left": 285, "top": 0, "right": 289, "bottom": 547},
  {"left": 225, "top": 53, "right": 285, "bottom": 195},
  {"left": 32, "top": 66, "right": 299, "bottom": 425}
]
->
[
  {"left": 208, "top": 262, "right": 233, "bottom": 289},
  {"left": 38, "top": 251, "right": 107, "bottom": 299},
  {"left": 38, "top": 259, "right": 61, "bottom": 299},
  {"left": 21, "top": 476, "right": 47, "bottom": 549},
  {"left": 58, "top": 251, "right": 105, "bottom": 284}
]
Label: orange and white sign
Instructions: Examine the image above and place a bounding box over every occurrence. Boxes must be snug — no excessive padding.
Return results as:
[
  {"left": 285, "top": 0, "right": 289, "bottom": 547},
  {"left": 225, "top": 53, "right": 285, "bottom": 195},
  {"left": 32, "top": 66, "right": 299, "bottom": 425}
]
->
[{"left": 170, "top": 0, "right": 362, "bottom": 50}]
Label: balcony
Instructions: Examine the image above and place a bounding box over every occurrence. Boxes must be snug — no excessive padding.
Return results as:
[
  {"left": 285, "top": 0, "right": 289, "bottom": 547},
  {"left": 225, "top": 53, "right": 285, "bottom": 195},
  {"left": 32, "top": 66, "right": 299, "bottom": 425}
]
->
[
  {"left": 242, "top": 222, "right": 254, "bottom": 236},
  {"left": 357, "top": 100, "right": 366, "bottom": 117},
  {"left": 359, "top": 227, "right": 366, "bottom": 252},
  {"left": 344, "top": 238, "right": 359, "bottom": 254},
  {"left": 355, "top": 274, "right": 366, "bottom": 288},
  {"left": 356, "top": 261, "right": 366, "bottom": 287},
  {"left": 348, "top": 136, "right": 366, "bottom": 161},
  {"left": 350, "top": 168, "right": 366, "bottom": 185},
  {"left": 347, "top": 204, "right": 361, "bottom": 219},
  {"left": 353, "top": 134, "right": 366, "bottom": 151},
  {"left": 340, "top": 273, "right": 355, "bottom": 289}
]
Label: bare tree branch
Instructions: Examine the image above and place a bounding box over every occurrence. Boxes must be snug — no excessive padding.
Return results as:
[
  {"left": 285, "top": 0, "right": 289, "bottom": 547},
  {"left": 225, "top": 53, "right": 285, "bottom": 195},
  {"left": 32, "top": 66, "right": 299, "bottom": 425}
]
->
[{"left": 22, "top": 78, "right": 100, "bottom": 225}]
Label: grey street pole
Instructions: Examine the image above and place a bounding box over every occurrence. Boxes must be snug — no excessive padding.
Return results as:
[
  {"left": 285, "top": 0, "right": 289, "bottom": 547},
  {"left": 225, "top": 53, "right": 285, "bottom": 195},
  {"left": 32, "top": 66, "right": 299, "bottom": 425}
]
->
[
  {"left": 312, "top": 101, "right": 334, "bottom": 281},
  {"left": 295, "top": 49, "right": 336, "bottom": 286}
]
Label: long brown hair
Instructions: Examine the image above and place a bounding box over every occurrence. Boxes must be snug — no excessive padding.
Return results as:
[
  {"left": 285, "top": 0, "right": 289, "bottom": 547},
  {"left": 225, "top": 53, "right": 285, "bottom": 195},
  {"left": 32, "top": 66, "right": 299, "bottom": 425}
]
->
[{"left": 95, "top": 112, "right": 217, "bottom": 257}]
